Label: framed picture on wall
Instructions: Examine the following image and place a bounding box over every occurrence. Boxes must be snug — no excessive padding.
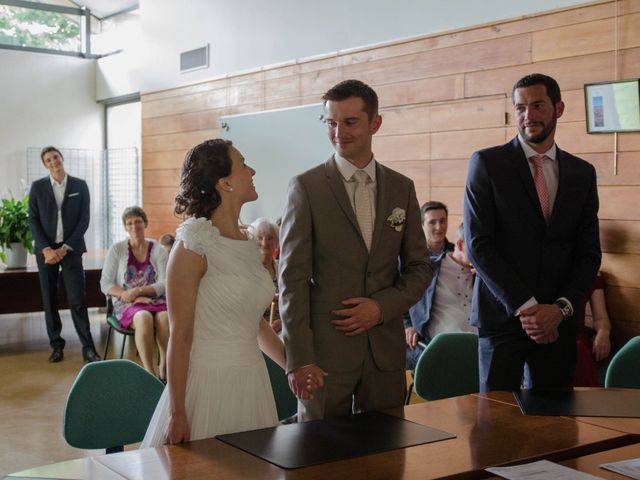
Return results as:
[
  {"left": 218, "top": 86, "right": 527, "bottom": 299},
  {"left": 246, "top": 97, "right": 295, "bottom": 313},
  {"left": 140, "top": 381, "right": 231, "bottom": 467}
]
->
[{"left": 584, "top": 79, "right": 640, "bottom": 133}]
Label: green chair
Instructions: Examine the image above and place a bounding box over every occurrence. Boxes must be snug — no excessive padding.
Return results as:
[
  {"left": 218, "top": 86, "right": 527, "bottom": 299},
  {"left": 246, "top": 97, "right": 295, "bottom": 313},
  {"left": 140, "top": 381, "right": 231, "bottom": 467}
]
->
[
  {"left": 263, "top": 354, "right": 297, "bottom": 422},
  {"left": 412, "top": 332, "right": 479, "bottom": 401},
  {"left": 605, "top": 336, "right": 640, "bottom": 388},
  {"left": 63, "top": 359, "right": 165, "bottom": 454},
  {"left": 103, "top": 296, "right": 135, "bottom": 359}
]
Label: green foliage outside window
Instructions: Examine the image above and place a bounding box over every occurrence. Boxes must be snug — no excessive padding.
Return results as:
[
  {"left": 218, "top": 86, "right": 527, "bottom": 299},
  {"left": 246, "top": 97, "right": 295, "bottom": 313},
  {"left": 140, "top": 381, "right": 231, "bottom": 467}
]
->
[{"left": 0, "top": 5, "right": 80, "bottom": 51}]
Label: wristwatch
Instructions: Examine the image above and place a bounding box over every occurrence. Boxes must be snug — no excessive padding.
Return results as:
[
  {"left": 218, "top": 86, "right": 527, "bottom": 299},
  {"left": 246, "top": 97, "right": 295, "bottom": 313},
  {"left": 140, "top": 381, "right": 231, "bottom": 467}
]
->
[{"left": 554, "top": 299, "right": 572, "bottom": 319}]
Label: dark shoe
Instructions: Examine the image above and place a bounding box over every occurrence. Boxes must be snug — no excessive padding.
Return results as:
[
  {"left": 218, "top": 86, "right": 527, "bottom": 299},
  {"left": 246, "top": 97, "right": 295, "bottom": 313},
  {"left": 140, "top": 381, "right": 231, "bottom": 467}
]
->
[
  {"left": 83, "top": 349, "right": 101, "bottom": 363},
  {"left": 48, "top": 348, "right": 64, "bottom": 363}
]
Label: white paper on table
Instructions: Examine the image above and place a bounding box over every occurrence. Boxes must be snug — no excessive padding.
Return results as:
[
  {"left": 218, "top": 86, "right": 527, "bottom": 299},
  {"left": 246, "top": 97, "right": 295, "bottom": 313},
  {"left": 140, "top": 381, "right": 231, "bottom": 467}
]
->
[
  {"left": 486, "top": 459, "right": 604, "bottom": 480},
  {"left": 601, "top": 457, "right": 640, "bottom": 479}
]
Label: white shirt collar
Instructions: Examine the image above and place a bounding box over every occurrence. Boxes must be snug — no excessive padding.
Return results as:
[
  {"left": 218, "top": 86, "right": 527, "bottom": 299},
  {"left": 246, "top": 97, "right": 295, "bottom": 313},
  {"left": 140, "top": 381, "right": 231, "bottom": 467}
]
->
[
  {"left": 49, "top": 173, "right": 68, "bottom": 187},
  {"left": 517, "top": 134, "right": 557, "bottom": 161},
  {"left": 334, "top": 153, "right": 377, "bottom": 182}
]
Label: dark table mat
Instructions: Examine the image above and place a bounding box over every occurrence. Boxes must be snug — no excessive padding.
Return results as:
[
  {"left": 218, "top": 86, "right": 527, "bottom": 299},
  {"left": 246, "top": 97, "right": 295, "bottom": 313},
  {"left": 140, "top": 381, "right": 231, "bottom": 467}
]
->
[
  {"left": 514, "top": 389, "right": 640, "bottom": 417},
  {"left": 216, "top": 411, "right": 455, "bottom": 469}
]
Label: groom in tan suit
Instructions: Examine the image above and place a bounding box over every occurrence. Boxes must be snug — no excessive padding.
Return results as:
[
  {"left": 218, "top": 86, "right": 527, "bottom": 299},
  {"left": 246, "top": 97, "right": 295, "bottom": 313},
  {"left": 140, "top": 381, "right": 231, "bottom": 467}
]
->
[{"left": 279, "top": 79, "right": 432, "bottom": 421}]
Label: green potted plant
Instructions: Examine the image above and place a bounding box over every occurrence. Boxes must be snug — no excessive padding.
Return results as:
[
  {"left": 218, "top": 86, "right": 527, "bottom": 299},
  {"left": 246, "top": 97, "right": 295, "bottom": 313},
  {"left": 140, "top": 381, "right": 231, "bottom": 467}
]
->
[{"left": 0, "top": 195, "right": 33, "bottom": 269}]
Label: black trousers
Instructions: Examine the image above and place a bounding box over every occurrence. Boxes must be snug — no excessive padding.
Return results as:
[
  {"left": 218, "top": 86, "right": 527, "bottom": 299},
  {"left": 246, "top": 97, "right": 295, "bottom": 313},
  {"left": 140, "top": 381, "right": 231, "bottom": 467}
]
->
[
  {"left": 478, "top": 326, "right": 577, "bottom": 392},
  {"left": 35, "top": 251, "right": 95, "bottom": 352}
]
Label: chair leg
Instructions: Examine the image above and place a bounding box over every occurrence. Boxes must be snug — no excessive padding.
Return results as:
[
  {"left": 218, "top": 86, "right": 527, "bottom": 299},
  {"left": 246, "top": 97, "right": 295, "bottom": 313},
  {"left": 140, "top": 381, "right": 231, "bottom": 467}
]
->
[
  {"left": 119, "top": 334, "right": 127, "bottom": 359},
  {"left": 405, "top": 382, "right": 414, "bottom": 405},
  {"left": 103, "top": 326, "right": 113, "bottom": 360}
]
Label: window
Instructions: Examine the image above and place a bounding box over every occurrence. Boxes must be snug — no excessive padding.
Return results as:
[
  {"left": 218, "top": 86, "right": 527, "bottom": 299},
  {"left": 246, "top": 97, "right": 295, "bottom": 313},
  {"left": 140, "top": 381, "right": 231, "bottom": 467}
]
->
[{"left": 0, "top": 1, "right": 96, "bottom": 56}]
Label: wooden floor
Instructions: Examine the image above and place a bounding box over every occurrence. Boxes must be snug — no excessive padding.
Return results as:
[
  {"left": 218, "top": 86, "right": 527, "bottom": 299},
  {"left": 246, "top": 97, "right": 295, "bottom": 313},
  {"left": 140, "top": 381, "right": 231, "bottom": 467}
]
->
[{"left": 0, "top": 308, "right": 140, "bottom": 476}]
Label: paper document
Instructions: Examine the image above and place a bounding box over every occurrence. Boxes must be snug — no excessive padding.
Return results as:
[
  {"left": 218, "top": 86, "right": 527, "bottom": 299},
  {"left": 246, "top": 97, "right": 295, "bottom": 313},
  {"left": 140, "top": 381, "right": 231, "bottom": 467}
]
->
[
  {"left": 487, "top": 459, "right": 604, "bottom": 479},
  {"left": 601, "top": 457, "right": 640, "bottom": 479}
]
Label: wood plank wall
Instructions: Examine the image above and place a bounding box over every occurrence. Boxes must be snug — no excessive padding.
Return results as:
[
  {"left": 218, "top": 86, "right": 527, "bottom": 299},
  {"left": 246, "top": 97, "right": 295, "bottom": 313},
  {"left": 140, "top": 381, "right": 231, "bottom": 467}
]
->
[{"left": 141, "top": 0, "right": 640, "bottom": 344}]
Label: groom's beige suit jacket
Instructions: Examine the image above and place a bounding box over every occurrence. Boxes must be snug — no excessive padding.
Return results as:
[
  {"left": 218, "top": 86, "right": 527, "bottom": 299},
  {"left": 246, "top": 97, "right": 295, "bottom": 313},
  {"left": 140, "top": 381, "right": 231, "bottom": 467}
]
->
[{"left": 279, "top": 156, "right": 432, "bottom": 375}]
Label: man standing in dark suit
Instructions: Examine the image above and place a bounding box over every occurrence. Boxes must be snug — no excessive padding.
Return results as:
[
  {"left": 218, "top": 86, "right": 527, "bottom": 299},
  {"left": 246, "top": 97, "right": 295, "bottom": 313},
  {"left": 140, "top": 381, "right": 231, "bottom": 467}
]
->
[
  {"left": 464, "top": 74, "right": 601, "bottom": 391},
  {"left": 28, "top": 146, "right": 100, "bottom": 363}
]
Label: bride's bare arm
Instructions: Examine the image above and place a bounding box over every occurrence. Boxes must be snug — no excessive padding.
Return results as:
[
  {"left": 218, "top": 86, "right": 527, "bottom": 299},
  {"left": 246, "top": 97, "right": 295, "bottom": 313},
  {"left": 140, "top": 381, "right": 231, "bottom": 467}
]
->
[
  {"left": 163, "top": 243, "right": 207, "bottom": 444},
  {"left": 258, "top": 318, "right": 285, "bottom": 369}
]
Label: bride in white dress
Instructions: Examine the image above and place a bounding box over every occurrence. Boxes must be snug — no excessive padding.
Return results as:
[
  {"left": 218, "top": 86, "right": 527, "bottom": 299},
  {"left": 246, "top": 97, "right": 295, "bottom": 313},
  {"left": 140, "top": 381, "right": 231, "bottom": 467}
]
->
[{"left": 142, "top": 139, "right": 321, "bottom": 446}]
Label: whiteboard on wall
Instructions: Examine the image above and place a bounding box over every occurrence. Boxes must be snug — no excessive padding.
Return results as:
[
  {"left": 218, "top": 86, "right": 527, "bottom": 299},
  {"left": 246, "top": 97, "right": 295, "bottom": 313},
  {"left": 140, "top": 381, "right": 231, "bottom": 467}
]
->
[{"left": 220, "top": 103, "right": 334, "bottom": 225}]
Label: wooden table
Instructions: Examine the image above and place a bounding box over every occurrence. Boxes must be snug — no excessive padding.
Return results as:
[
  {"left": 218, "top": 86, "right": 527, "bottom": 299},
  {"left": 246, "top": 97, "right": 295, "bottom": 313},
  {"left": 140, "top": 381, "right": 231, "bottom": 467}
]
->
[
  {"left": 484, "top": 442, "right": 640, "bottom": 479},
  {"left": 0, "top": 251, "right": 105, "bottom": 314},
  {"left": 476, "top": 389, "right": 640, "bottom": 435},
  {"left": 8, "top": 393, "right": 638, "bottom": 480}
]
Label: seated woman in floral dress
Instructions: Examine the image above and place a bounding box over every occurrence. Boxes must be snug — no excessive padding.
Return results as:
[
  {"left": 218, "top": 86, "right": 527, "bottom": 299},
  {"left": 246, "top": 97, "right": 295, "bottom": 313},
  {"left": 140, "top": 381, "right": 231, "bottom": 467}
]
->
[{"left": 100, "top": 206, "right": 169, "bottom": 379}]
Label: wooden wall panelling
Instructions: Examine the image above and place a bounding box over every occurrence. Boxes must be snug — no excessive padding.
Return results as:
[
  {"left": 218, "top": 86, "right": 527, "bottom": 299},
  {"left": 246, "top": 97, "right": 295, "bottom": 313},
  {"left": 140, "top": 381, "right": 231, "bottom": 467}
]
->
[
  {"left": 533, "top": 17, "right": 615, "bottom": 62},
  {"left": 380, "top": 160, "right": 429, "bottom": 187},
  {"left": 142, "top": 109, "right": 224, "bottom": 137},
  {"left": 601, "top": 252, "right": 640, "bottom": 287},
  {"left": 264, "top": 74, "right": 299, "bottom": 102},
  {"left": 142, "top": 187, "right": 179, "bottom": 205},
  {"left": 464, "top": 51, "right": 615, "bottom": 98},
  {"left": 143, "top": 129, "right": 219, "bottom": 153},
  {"left": 264, "top": 97, "right": 302, "bottom": 111},
  {"left": 342, "top": 34, "right": 532, "bottom": 86},
  {"left": 430, "top": 127, "right": 506, "bottom": 159},
  {"left": 597, "top": 186, "right": 640, "bottom": 221},
  {"left": 376, "top": 75, "right": 465, "bottom": 108},
  {"left": 620, "top": 46, "right": 640, "bottom": 77},
  {"left": 299, "top": 69, "right": 340, "bottom": 98},
  {"left": 142, "top": 169, "right": 180, "bottom": 188},
  {"left": 430, "top": 187, "right": 465, "bottom": 215},
  {"left": 339, "top": 2, "right": 614, "bottom": 67},
  {"left": 142, "top": 77, "right": 228, "bottom": 103},
  {"left": 429, "top": 96, "right": 506, "bottom": 132},
  {"left": 142, "top": 88, "right": 227, "bottom": 119},
  {"left": 600, "top": 219, "right": 640, "bottom": 254},
  {"left": 618, "top": 132, "right": 640, "bottom": 151},
  {"left": 588, "top": 152, "right": 640, "bottom": 186},
  {"left": 555, "top": 122, "right": 617, "bottom": 154},
  {"left": 227, "top": 80, "right": 264, "bottom": 107},
  {"left": 373, "top": 134, "right": 430, "bottom": 161},
  {"left": 430, "top": 159, "right": 469, "bottom": 187},
  {"left": 378, "top": 105, "right": 430, "bottom": 136},
  {"left": 620, "top": 12, "right": 640, "bottom": 48},
  {"left": 601, "top": 285, "right": 640, "bottom": 339},
  {"left": 146, "top": 221, "right": 181, "bottom": 240},
  {"left": 143, "top": 150, "right": 188, "bottom": 170}
]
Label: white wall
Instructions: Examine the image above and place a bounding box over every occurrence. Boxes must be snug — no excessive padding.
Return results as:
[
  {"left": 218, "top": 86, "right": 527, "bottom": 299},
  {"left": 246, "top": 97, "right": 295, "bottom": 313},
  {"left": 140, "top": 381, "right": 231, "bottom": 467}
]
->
[
  {"left": 97, "top": 0, "right": 590, "bottom": 99},
  {"left": 0, "top": 49, "right": 103, "bottom": 197}
]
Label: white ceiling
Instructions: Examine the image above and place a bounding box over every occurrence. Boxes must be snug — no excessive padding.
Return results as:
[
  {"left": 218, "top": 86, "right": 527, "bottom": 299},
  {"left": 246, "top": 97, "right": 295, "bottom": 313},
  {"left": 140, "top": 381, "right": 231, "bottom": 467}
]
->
[{"left": 72, "top": 0, "right": 138, "bottom": 19}]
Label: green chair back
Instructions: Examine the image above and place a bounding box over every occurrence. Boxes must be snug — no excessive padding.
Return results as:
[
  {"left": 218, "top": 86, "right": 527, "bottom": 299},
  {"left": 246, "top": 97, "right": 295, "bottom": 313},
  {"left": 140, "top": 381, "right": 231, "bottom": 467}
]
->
[
  {"left": 63, "top": 359, "right": 164, "bottom": 453},
  {"left": 605, "top": 336, "right": 640, "bottom": 388},
  {"left": 263, "top": 354, "right": 297, "bottom": 421},
  {"left": 413, "top": 332, "right": 479, "bottom": 401}
]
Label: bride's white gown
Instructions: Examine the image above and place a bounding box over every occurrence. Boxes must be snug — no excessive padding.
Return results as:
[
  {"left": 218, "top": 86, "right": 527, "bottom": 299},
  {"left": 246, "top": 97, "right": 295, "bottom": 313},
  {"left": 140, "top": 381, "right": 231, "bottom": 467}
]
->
[{"left": 141, "top": 217, "right": 278, "bottom": 447}]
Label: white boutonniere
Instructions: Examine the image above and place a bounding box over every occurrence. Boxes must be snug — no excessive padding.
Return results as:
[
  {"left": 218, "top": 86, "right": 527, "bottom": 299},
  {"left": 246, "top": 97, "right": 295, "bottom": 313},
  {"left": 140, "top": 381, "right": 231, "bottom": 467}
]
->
[{"left": 387, "top": 208, "right": 406, "bottom": 232}]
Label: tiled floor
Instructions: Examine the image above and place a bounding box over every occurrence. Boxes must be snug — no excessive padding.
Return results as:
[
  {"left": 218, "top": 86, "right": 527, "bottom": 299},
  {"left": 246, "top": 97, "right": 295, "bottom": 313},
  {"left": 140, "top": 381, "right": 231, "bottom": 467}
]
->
[{"left": 0, "top": 308, "right": 139, "bottom": 476}]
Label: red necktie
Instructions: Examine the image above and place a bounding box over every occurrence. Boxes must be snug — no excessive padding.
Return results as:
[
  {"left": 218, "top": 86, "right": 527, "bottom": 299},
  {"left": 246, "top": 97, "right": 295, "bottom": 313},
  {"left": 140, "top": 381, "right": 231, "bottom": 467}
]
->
[{"left": 529, "top": 155, "right": 550, "bottom": 223}]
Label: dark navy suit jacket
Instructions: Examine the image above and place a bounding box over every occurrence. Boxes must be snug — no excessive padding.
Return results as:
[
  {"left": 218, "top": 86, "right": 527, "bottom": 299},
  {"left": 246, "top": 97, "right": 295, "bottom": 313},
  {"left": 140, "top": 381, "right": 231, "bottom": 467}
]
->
[
  {"left": 28, "top": 175, "right": 90, "bottom": 254},
  {"left": 463, "top": 137, "right": 601, "bottom": 335}
]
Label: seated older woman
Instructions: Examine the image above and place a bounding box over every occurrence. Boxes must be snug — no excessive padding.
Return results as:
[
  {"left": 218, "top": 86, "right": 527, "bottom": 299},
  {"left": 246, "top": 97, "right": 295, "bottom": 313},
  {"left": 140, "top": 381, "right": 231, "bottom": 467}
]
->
[
  {"left": 248, "top": 217, "right": 281, "bottom": 333},
  {"left": 100, "top": 206, "right": 169, "bottom": 379}
]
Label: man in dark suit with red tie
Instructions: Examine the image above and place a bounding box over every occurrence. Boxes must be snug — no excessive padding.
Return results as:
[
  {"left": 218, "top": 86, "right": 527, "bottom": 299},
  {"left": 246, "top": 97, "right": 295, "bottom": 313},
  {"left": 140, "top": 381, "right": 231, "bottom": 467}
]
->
[
  {"left": 28, "top": 146, "right": 100, "bottom": 364},
  {"left": 463, "top": 74, "right": 601, "bottom": 391}
]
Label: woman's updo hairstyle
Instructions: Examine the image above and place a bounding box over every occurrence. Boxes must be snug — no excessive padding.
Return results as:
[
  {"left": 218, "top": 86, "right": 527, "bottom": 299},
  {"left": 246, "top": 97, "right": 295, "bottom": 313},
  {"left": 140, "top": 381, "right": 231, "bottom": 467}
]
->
[{"left": 174, "top": 139, "right": 233, "bottom": 219}]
